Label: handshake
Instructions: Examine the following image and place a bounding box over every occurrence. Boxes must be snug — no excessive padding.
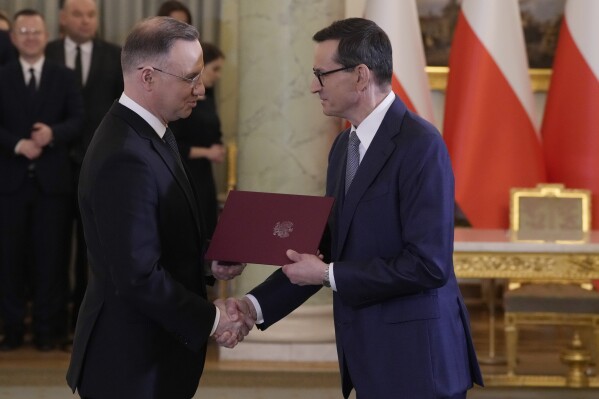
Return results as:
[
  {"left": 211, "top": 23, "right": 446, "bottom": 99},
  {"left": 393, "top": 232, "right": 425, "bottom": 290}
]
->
[
  {"left": 207, "top": 249, "right": 327, "bottom": 348},
  {"left": 210, "top": 260, "right": 256, "bottom": 348},
  {"left": 212, "top": 297, "right": 257, "bottom": 348}
]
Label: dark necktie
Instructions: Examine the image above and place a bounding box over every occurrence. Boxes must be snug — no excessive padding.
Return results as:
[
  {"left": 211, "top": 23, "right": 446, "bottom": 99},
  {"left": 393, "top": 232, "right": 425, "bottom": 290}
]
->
[
  {"left": 345, "top": 131, "right": 361, "bottom": 194},
  {"left": 27, "top": 68, "right": 36, "bottom": 96},
  {"left": 74, "top": 45, "right": 83, "bottom": 87},
  {"left": 163, "top": 128, "right": 188, "bottom": 179}
]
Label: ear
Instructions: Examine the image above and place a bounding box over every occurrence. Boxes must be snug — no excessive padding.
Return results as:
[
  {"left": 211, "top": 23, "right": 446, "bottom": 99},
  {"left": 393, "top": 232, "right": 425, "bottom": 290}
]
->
[
  {"left": 140, "top": 68, "right": 153, "bottom": 90},
  {"left": 355, "top": 64, "right": 370, "bottom": 92}
]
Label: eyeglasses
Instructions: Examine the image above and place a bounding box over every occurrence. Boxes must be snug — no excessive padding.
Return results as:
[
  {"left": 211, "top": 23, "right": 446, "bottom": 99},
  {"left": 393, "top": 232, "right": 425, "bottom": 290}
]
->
[
  {"left": 313, "top": 65, "right": 357, "bottom": 87},
  {"left": 16, "top": 27, "right": 43, "bottom": 37},
  {"left": 139, "top": 66, "right": 203, "bottom": 87}
]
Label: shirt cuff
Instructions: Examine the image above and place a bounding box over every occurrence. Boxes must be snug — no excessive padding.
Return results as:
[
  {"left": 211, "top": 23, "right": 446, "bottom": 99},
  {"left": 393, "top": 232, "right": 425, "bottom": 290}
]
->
[
  {"left": 210, "top": 306, "right": 220, "bottom": 336},
  {"left": 244, "top": 294, "right": 264, "bottom": 324},
  {"left": 329, "top": 262, "right": 337, "bottom": 292},
  {"left": 14, "top": 139, "right": 24, "bottom": 155}
]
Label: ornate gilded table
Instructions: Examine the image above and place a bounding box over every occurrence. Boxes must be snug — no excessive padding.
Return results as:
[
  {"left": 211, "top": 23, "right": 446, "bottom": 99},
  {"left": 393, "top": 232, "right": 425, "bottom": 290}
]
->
[{"left": 453, "top": 228, "right": 599, "bottom": 387}]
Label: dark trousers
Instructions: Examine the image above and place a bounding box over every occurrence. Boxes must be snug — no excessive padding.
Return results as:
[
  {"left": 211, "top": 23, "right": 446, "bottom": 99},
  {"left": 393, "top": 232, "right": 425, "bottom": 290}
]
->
[{"left": 0, "top": 177, "right": 71, "bottom": 339}]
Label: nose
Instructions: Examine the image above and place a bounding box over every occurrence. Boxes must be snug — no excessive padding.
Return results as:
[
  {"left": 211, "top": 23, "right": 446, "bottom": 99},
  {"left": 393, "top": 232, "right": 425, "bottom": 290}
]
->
[
  {"left": 192, "top": 80, "right": 205, "bottom": 97},
  {"left": 310, "top": 76, "right": 321, "bottom": 94}
]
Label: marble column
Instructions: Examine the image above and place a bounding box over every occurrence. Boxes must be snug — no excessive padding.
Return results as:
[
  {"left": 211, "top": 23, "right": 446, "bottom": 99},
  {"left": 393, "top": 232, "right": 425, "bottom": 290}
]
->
[{"left": 217, "top": 0, "right": 345, "bottom": 361}]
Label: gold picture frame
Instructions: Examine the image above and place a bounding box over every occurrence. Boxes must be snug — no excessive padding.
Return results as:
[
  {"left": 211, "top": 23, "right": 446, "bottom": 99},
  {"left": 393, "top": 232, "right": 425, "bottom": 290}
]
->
[
  {"left": 509, "top": 183, "right": 591, "bottom": 243},
  {"left": 426, "top": 66, "right": 552, "bottom": 92}
]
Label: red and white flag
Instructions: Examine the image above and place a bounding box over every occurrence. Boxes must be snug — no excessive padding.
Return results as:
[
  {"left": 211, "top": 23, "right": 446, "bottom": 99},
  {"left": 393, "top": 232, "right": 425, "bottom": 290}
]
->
[
  {"left": 443, "top": 0, "right": 546, "bottom": 228},
  {"left": 365, "top": 0, "right": 435, "bottom": 123},
  {"left": 542, "top": 0, "right": 599, "bottom": 228}
]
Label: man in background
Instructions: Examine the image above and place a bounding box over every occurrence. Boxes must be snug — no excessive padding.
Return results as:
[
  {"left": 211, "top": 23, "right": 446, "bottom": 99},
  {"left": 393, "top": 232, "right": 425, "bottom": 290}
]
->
[
  {"left": 0, "top": 9, "right": 83, "bottom": 351},
  {"left": 45, "top": 0, "right": 122, "bottom": 333}
]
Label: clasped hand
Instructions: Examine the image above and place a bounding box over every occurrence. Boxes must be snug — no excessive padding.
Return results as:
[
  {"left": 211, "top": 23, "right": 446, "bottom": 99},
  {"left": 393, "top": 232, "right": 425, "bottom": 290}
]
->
[
  {"left": 17, "top": 123, "right": 54, "bottom": 160},
  {"left": 213, "top": 297, "right": 256, "bottom": 348}
]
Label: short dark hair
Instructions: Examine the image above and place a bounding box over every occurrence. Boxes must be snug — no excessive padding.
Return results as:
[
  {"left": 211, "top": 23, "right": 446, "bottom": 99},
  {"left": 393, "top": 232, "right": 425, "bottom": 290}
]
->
[
  {"left": 313, "top": 17, "right": 392, "bottom": 87},
  {"left": 201, "top": 42, "right": 224, "bottom": 65},
  {"left": 121, "top": 16, "right": 198, "bottom": 74},
  {"left": 13, "top": 8, "right": 45, "bottom": 23},
  {"left": 157, "top": 1, "right": 192, "bottom": 25}
]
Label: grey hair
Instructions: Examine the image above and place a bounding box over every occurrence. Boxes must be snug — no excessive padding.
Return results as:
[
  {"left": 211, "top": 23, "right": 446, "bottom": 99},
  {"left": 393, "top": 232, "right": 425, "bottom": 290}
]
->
[{"left": 121, "top": 16, "right": 199, "bottom": 74}]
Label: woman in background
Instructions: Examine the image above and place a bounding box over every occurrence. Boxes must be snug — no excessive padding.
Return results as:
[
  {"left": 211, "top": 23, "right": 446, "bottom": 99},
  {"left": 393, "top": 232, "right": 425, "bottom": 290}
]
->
[
  {"left": 170, "top": 42, "right": 227, "bottom": 238},
  {"left": 157, "top": 1, "right": 226, "bottom": 239},
  {"left": 157, "top": 0, "right": 193, "bottom": 25}
]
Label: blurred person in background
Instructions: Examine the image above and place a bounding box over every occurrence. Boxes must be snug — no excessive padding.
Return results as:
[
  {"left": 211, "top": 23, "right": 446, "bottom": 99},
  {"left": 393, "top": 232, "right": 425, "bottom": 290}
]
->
[
  {"left": 169, "top": 42, "right": 226, "bottom": 238},
  {"left": 157, "top": 0, "right": 193, "bottom": 25},
  {"left": 157, "top": 1, "right": 225, "bottom": 238},
  {"left": 0, "top": 8, "right": 83, "bottom": 351},
  {"left": 0, "top": 10, "right": 17, "bottom": 65},
  {"left": 0, "top": 10, "right": 11, "bottom": 31},
  {"left": 46, "top": 0, "right": 123, "bottom": 337}
]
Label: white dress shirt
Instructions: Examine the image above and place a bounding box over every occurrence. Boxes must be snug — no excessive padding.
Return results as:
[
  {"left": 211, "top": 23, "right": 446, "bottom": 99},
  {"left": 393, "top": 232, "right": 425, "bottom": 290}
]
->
[
  {"left": 64, "top": 37, "right": 93, "bottom": 86},
  {"left": 247, "top": 91, "right": 397, "bottom": 324}
]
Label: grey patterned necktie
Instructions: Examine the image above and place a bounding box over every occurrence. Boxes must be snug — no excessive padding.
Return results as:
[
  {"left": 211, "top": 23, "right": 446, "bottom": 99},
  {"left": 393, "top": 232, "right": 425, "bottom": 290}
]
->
[
  {"left": 345, "top": 130, "right": 360, "bottom": 194},
  {"left": 163, "top": 128, "right": 188, "bottom": 179}
]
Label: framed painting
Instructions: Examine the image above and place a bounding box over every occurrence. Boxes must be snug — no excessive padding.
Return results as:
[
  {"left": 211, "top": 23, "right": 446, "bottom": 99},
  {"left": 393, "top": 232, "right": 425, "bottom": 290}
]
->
[{"left": 418, "top": 0, "right": 566, "bottom": 91}]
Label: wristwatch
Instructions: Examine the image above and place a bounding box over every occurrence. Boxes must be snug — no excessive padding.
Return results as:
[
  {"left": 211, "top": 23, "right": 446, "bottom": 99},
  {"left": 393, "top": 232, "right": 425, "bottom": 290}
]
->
[{"left": 322, "top": 264, "right": 331, "bottom": 288}]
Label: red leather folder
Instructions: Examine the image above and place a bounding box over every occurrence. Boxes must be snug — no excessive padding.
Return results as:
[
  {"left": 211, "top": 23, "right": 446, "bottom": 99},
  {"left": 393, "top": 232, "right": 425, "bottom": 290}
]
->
[{"left": 205, "top": 190, "right": 334, "bottom": 266}]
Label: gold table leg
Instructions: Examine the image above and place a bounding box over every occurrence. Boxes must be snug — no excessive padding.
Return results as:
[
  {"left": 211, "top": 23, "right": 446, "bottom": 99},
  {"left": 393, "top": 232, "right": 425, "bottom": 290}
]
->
[{"left": 478, "top": 278, "right": 507, "bottom": 365}]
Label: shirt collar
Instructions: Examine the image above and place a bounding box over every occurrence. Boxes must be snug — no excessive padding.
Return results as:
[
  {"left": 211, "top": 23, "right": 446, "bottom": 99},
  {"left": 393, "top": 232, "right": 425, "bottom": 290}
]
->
[
  {"left": 119, "top": 92, "right": 167, "bottom": 139},
  {"left": 19, "top": 56, "right": 44, "bottom": 75},
  {"left": 352, "top": 91, "right": 395, "bottom": 152},
  {"left": 65, "top": 36, "right": 93, "bottom": 54}
]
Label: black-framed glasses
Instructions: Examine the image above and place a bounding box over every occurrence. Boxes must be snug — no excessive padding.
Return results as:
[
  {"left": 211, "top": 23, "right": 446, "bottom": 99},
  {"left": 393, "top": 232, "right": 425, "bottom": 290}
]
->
[
  {"left": 313, "top": 65, "right": 357, "bottom": 87},
  {"left": 138, "top": 66, "right": 203, "bottom": 87}
]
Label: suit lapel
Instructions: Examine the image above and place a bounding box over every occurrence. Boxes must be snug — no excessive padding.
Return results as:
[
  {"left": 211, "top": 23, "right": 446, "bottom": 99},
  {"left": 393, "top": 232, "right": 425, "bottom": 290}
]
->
[
  {"left": 110, "top": 103, "right": 203, "bottom": 237},
  {"left": 11, "top": 63, "right": 29, "bottom": 109},
  {"left": 86, "top": 40, "right": 101, "bottom": 89},
  {"left": 336, "top": 97, "right": 406, "bottom": 256}
]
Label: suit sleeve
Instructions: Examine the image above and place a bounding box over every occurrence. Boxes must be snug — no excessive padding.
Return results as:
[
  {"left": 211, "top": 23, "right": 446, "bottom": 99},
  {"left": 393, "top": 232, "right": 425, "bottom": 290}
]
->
[{"left": 248, "top": 269, "right": 322, "bottom": 330}]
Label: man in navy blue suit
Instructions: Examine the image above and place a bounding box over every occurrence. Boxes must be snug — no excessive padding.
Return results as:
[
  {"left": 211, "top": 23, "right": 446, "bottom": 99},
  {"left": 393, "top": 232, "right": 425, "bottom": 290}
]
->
[
  {"left": 0, "top": 9, "right": 84, "bottom": 351},
  {"left": 225, "top": 18, "right": 484, "bottom": 398}
]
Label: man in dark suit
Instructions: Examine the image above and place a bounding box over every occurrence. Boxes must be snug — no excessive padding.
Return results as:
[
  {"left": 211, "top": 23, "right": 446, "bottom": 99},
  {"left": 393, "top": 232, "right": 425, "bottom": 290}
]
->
[
  {"left": 0, "top": 29, "right": 17, "bottom": 66},
  {"left": 45, "top": 0, "right": 123, "bottom": 330},
  {"left": 225, "top": 18, "right": 484, "bottom": 398},
  {"left": 0, "top": 9, "right": 84, "bottom": 351},
  {"left": 66, "top": 17, "right": 249, "bottom": 399}
]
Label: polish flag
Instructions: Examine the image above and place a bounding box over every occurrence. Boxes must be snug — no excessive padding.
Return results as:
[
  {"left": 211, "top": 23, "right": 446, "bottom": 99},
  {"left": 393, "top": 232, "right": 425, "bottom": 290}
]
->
[
  {"left": 542, "top": 0, "right": 599, "bottom": 229},
  {"left": 443, "top": 0, "right": 546, "bottom": 228},
  {"left": 365, "top": 0, "right": 435, "bottom": 123}
]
